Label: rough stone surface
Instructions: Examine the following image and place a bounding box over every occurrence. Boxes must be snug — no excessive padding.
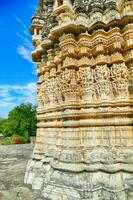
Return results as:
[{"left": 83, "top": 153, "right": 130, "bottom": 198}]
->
[
  {"left": 25, "top": 0, "right": 133, "bottom": 199},
  {"left": 0, "top": 144, "right": 34, "bottom": 200}
]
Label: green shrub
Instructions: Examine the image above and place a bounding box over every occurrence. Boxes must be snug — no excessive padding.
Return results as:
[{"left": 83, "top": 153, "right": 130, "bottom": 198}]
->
[
  {"left": 1, "top": 138, "right": 12, "bottom": 145},
  {"left": 23, "top": 131, "right": 30, "bottom": 143}
]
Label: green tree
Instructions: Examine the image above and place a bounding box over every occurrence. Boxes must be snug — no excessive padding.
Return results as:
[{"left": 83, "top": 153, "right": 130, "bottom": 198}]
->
[
  {"left": 3, "top": 103, "right": 37, "bottom": 137},
  {"left": 0, "top": 118, "right": 7, "bottom": 134}
]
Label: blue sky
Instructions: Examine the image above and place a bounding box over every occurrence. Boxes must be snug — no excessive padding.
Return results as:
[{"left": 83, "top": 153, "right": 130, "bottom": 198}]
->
[{"left": 0, "top": 0, "right": 38, "bottom": 118}]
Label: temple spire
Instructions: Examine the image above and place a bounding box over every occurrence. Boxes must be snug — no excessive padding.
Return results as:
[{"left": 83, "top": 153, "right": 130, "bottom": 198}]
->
[
  {"left": 33, "top": 0, "right": 45, "bottom": 19},
  {"left": 38, "top": 0, "right": 45, "bottom": 12}
]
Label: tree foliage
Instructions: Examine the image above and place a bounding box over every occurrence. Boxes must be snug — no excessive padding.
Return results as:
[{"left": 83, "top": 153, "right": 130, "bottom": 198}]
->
[
  {"left": 2, "top": 103, "right": 37, "bottom": 137},
  {"left": 0, "top": 118, "right": 7, "bottom": 134}
]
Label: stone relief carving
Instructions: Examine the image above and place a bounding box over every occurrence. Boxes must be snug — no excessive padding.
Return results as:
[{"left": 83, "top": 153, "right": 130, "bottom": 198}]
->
[
  {"left": 94, "top": 65, "right": 112, "bottom": 100},
  {"left": 77, "top": 66, "right": 95, "bottom": 101},
  {"left": 25, "top": 0, "right": 133, "bottom": 199},
  {"left": 61, "top": 68, "right": 79, "bottom": 101},
  {"left": 111, "top": 63, "right": 129, "bottom": 99}
]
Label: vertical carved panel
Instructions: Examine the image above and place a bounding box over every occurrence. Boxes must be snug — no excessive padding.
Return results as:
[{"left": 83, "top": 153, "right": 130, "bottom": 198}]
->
[
  {"left": 94, "top": 65, "right": 112, "bottom": 100},
  {"left": 77, "top": 66, "right": 95, "bottom": 101},
  {"left": 111, "top": 63, "right": 129, "bottom": 99}
]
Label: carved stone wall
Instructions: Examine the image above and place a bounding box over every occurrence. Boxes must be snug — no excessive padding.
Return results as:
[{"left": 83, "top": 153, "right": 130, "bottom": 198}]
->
[{"left": 25, "top": 0, "right": 133, "bottom": 199}]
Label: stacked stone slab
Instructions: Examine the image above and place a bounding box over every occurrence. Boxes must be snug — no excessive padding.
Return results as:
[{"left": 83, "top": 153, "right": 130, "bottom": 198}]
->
[{"left": 25, "top": 0, "right": 133, "bottom": 199}]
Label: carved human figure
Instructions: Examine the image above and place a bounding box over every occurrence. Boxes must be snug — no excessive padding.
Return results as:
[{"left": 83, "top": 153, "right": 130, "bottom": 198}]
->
[
  {"left": 47, "top": 78, "right": 57, "bottom": 105},
  {"left": 77, "top": 66, "right": 95, "bottom": 101},
  {"left": 56, "top": 74, "right": 64, "bottom": 103},
  {"left": 94, "top": 64, "right": 112, "bottom": 100},
  {"left": 42, "top": 80, "right": 50, "bottom": 105},
  {"left": 111, "top": 63, "right": 129, "bottom": 99},
  {"left": 61, "top": 68, "right": 79, "bottom": 101},
  {"left": 41, "top": 71, "right": 51, "bottom": 106}
]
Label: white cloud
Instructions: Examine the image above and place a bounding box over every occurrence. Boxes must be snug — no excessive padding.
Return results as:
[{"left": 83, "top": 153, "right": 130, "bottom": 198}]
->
[
  {"left": 14, "top": 15, "right": 35, "bottom": 74},
  {"left": 14, "top": 15, "right": 26, "bottom": 29},
  {"left": 0, "top": 82, "right": 37, "bottom": 118},
  {"left": 23, "top": 38, "right": 33, "bottom": 49},
  {"left": 32, "top": 64, "right": 37, "bottom": 75},
  {"left": 17, "top": 45, "right": 32, "bottom": 63}
]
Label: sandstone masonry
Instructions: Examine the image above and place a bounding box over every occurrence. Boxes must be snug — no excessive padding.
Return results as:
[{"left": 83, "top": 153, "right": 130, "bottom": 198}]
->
[{"left": 25, "top": 0, "right": 133, "bottom": 199}]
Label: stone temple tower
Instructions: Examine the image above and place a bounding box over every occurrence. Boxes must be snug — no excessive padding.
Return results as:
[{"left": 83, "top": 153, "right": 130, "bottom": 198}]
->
[{"left": 25, "top": 0, "right": 133, "bottom": 199}]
